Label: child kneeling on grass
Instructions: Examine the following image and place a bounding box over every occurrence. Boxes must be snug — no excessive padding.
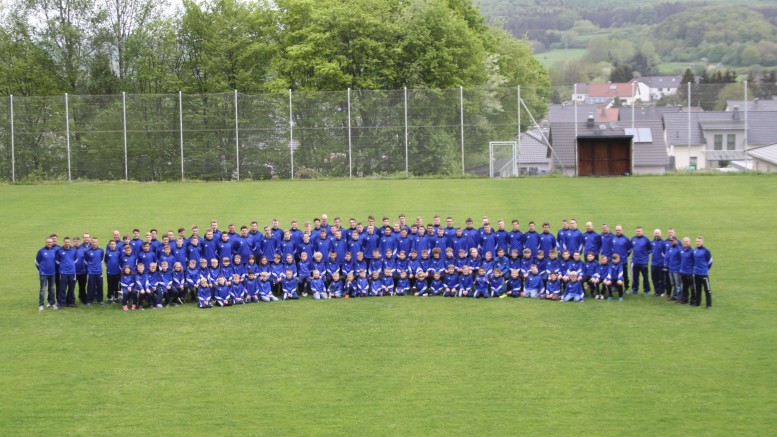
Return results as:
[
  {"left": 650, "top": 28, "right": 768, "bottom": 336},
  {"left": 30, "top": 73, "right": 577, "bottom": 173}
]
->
[
  {"left": 562, "top": 271, "right": 584, "bottom": 302},
  {"left": 544, "top": 271, "right": 561, "bottom": 301},
  {"left": 523, "top": 265, "right": 544, "bottom": 299},
  {"left": 197, "top": 277, "right": 212, "bottom": 308}
]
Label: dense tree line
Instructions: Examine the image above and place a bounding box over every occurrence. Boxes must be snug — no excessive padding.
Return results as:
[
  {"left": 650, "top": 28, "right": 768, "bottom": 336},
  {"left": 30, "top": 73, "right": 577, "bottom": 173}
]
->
[{"left": 0, "top": 0, "right": 549, "bottom": 181}]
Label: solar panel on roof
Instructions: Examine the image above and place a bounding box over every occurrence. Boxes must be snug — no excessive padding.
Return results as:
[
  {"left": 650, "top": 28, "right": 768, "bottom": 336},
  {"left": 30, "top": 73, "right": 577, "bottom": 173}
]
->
[{"left": 624, "top": 127, "right": 653, "bottom": 143}]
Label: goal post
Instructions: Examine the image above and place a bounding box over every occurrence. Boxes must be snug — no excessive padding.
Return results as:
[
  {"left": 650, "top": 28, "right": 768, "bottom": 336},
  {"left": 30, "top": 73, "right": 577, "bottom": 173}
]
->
[{"left": 489, "top": 141, "right": 518, "bottom": 178}]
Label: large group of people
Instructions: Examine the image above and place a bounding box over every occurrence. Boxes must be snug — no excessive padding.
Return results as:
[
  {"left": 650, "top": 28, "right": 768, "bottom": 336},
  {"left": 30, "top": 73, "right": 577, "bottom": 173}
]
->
[{"left": 34, "top": 214, "right": 713, "bottom": 311}]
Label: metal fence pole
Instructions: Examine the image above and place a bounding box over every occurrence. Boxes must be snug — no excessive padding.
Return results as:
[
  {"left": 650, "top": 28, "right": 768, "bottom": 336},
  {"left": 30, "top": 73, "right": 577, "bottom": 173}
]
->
[
  {"left": 460, "top": 86, "right": 465, "bottom": 175},
  {"left": 574, "top": 84, "right": 578, "bottom": 176},
  {"left": 744, "top": 81, "right": 749, "bottom": 155},
  {"left": 9, "top": 95, "right": 14, "bottom": 183},
  {"left": 179, "top": 91, "right": 184, "bottom": 181},
  {"left": 347, "top": 88, "right": 352, "bottom": 179},
  {"left": 65, "top": 93, "right": 71, "bottom": 181},
  {"left": 631, "top": 81, "right": 635, "bottom": 129},
  {"left": 289, "top": 89, "right": 294, "bottom": 180},
  {"left": 687, "top": 81, "right": 691, "bottom": 168},
  {"left": 516, "top": 85, "right": 520, "bottom": 177},
  {"left": 234, "top": 90, "right": 240, "bottom": 181},
  {"left": 404, "top": 86, "right": 409, "bottom": 177},
  {"left": 122, "top": 92, "right": 128, "bottom": 180}
]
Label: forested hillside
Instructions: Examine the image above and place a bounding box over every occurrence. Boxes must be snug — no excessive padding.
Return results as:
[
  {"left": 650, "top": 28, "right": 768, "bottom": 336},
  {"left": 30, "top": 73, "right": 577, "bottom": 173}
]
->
[{"left": 478, "top": 0, "right": 777, "bottom": 82}]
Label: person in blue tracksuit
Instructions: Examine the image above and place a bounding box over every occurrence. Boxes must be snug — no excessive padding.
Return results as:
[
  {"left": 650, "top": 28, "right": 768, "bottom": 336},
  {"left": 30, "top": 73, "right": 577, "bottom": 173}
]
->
[
  {"left": 244, "top": 270, "right": 260, "bottom": 302},
  {"left": 36, "top": 237, "right": 57, "bottom": 310},
  {"left": 604, "top": 253, "right": 625, "bottom": 301},
  {"left": 582, "top": 222, "right": 602, "bottom": 258},
  {"left": 591, "top": 255, "right": 610, "bottom": 300},
  {"left": 412, "top": 271, "right": 428, "bottom": 296},
  {"left": 566, "top": 219, "right": 585, "bottom": 255},
  {"left": 545, "top": 272, "right": 561, "bottom": 300},
  {"left": 611, "top": 225, "right": 632, "bottom": 290},
  {"left": 196, "top": 277, "right": 212, "bottom": 308},
  {"left": 157, "top": 261, "right": 173, "bottom": 307},
  {"left": 214, "top": 276, "right": 232, "bottom": 306},
  {"left": 282, "top": 270, "right": 300, "bottom": 300},
  {"left": 650, "top": 229, "right": 666, "bottom": 296},
  {"left": 562, "top": 272, "right": 584, "bottom": 302},
  {"left": 473, "top": 267, "right": 490, "bottom": 298},
  {"left": 172, "top": 262, "right": 186, "bottom": 304},
  {"left": 104, "top": 240, "right": 122, "bottom": 304},
  {"left": 310, "top": 270, "right": 328, "bottom": 300},
  {"left": 84, "top": 238, "right": 106, "bottom": 306},
  {"left": 443, "top": 265, "right": 458, "bottom": 297},
  {"left": 136, "top": 242, "right": 157, "bottom": 272},
  {"left": 504, "top": 269, "right": 523, "bottom": 298},
  {"left": 353, "top": 270, "right": 370, "bottom": 298},
  {"left": 458, "top": 266, "right": 473, "bottom": 297},
  {"left": 582, "top": 252, "right": 599, "bottom": 298},
  {"left": 428, "top": 272, "right": 443, "bottom": 296},
  {"left": 396, "top": 271, "right": 411, "bottom": 296},
  {"left": 258, "top": 272, "right": 278, "bottom": 302},
  {"left": 556, "top": 219, "right": 570, "bottom": 253},
  {"left": 523, "top": 265, "right": 544, "bottom": 299},
  {"left": 368, "top": 270, "right": 383, "bottom": 296},
  {"left": 692, "top": 236, "right": 713, "bottom": 308},
  {"left": 120, "top": 266, "right": 136, "bottom": 311},
  {"left": 664, "top": 237, "right": 683, "bottom": 301},
  {"left": 134, "top": 263, "right": 151, "bottom": 308},
  {"left": 297, "top": 252, "right": 311, "bottom": 296},
  {"left": 679, "top": 237, "right": 694, "bottom": 305},
  {"left": 490, "top": 268, "right": 505, "bottom": 297},
  {"left": 230, "top": 274, "right": 246, "bottom": 304},
  {"left": 600, "top": 224, "right": 614, "bottom": 259},
  {"left": 327, "top": 271, "right": 344, "bottom": 298},
  {"left": 523, "top": 222, "right": 540, "bottom": 256},
  {"left": 56, "top": 237, "right": 78, "bottom": 307},
  {"left": 381, "top": 268, "right": 395, "bottom": 296},
  {"left": 185, "top": 259, "right": 200, "bottom": 301}
]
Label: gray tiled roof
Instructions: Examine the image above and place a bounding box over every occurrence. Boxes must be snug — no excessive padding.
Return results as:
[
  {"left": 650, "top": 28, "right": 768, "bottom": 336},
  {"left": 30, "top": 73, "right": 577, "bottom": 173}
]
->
[
  {"left": 725, "top": 100, "right": 777, "bottom": 112},
  {"left": 747, "top": 143, "right": 777, "bottom": 165},
  {"left": 638, "top": 76, "right": 682, "bottom": 89},
  {"left": 548, "top": 104, "right": 599, "bottom": 123},
  {"left": 663, "top": 111, "right": 777, "bottom": 146}
]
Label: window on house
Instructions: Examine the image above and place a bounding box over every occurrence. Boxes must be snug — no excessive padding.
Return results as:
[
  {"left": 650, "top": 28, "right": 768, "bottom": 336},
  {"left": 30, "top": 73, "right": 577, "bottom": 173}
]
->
[
  {"left": 714, "top": 134, "right": 723, "bottom": 150},
  {"left": 727, "top": 134, "right": 736, "bottom": 150}
]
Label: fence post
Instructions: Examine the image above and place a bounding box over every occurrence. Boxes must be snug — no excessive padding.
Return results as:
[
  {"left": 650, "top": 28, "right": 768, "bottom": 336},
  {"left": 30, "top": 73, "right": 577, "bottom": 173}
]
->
[
  {"left": 687, "top": 81, "right": 691, "bottom": 168},
  {"left": 234, "top": 90, "right": 240, "bottom": 181},
  {"left": 574, "top": 84, "right": 578, "bottom": 176},
  {"left": 404, "top": 86, "right": 409, "bottom": 177},
  {"left": 122, "top": 92, "right": 128, "bottom": 181},
  {"left": 179, "top": 91, "right": 184, "bottom": 181},
  {"left": 744, "top": 80, "right": 749, "bottom": 154},
  {"left": 460, "top": 86, "right": 465, "bottom": 175},
  {"left": 65, "top": 93, "right": 71, "bottom": 182},
  {"left": 347, "top": 88, "right": 352, "bottom": 179},
  {"left": 631, "top": 81, "right": 635, "bottom": 129},
  {"left": 9, "top": 95, "right": 14, "bottom": 183},
  {"left": 516, "top": 85, "right": 520, "bottom": 177},
  {"left": 289, "top": 89, "right": 294, "bottom": 180}
]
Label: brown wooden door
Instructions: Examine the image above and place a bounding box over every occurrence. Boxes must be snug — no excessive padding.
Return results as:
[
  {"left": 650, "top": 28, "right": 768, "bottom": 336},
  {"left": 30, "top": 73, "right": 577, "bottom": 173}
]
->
[{"left": 577, "top": 138, "right": 631, "bottom": 176}]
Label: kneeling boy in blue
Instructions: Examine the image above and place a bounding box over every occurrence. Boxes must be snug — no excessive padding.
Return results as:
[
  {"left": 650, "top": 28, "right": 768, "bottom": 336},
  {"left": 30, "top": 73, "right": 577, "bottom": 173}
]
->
[
  {"left": 353, "top": 270, "right": 369, "bottom": 297},
  {"left": 429, "top": 271, "right": 444, "bottom": 296},
  {"left": 381, "top": 268, "right": 395, "bottom": 296},
  {"left": 244, "top": 270, "right": 260, "bottom": 302},
  {"left": 197, "top": 277, "right": 212, "bottom": 308},
  {"left": 473, "top": 267, "right": 490, "bottom": 298},
  {"left": 395, "top": 270, "right": 410, "bottom": 296},
  {"left": 328, "top": 271, "right": 344, "bottom": 298},
  {"left": 214, "top": 276, "right": 232, "bottom": 307},
  {"left": 490, "top": 268, "right": 505, "bottom": 297},
  {"left": 562, "top": 271, "right": 584, "bottom": 302},
  {"left": 545, "top": 271, "right": 561, "bottom": 300},
  {"left": 412, "top": 271, "right": 428, "bottom": 296},
  {"left": 282, "top": 270, "right": 300, "bottom": 300},
  {"left": 310, "top": 270, "right": 328, "bottom": 300},
  {"left": 504, "top": 269, "right": 523, "bottom": 298},
  {"left": 230, "top": 273, "right": 246, "bottom": 304},
  {"left": 258, "top": 271, "right": 278, "bottom": 302},
  {"left": 523, "top": 265, "right": 544, "bottom": 298},
  {"left": 443, "top": 265, "right": 458, "bottom": 297},
  {"left": 458, "top": 266, "right": 473, "bottom": 297}
]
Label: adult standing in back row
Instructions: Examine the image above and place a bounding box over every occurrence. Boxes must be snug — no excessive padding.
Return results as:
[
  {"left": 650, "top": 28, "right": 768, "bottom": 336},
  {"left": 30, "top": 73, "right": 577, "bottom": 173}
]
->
[
  {"left": 692, "top": 236, "right": 713, "bottom": 308},
  {"left": 35, "top": 237, "right": 57, "bottom": 311},
  {"left": 630, "top": 226, "right": 652, "bottom": 296}
]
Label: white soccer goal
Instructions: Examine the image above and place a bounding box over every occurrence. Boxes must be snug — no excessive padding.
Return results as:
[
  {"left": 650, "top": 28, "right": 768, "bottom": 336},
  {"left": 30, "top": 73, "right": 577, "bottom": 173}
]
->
[{"left": 489, "top": 141, "right": 518, "bottom": 178}]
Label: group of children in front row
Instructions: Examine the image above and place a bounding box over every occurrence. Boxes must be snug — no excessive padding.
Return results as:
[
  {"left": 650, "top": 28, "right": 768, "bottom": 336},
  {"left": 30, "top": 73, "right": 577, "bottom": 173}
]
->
[{"left": 117, "top": 243, "right": 628, "bottom": 310}]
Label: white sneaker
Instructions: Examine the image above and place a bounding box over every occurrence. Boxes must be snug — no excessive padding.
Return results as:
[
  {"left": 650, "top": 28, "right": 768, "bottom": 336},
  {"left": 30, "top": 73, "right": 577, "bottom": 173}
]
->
[
  {"left": 52, "top": 304, "right": 59, "bottom": 310},
  {"left": 156, "top": 304, "right": 163, "bottom": 308},
  {"left": 39, "top": 305, "right": 44, "bottom": 311}
]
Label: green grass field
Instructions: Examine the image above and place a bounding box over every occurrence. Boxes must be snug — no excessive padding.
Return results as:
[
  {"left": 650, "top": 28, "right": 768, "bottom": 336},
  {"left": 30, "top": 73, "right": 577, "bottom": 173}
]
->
[
  {"left": 537, "top": 48, "right": 587, "bottom": 68},
  {"left": 1, "top": 175, "right": 775, "bottom": 435}
]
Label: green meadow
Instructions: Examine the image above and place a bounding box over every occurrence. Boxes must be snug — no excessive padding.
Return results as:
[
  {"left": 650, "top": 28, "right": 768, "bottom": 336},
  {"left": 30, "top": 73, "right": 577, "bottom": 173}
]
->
[{"left": 1, "top": 175, "right": 775, "bottom": 436}]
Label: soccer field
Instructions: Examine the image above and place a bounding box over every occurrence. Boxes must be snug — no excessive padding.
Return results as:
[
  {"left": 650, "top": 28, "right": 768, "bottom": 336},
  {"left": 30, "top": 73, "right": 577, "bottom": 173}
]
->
[{"left": 1, "top": 175, "right": 775, "bottom": 435}]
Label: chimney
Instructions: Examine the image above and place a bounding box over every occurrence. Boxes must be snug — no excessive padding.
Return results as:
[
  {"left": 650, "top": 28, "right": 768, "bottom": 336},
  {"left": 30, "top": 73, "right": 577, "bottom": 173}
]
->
[
  {"left": 586, "top": 113, "right": 595, "bottom": 128},
  {"left": 732, "top": 105, "right": 740, "bottom": 121}
]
